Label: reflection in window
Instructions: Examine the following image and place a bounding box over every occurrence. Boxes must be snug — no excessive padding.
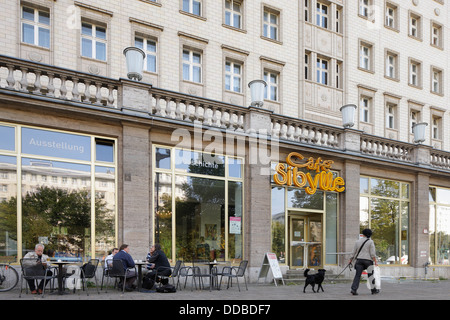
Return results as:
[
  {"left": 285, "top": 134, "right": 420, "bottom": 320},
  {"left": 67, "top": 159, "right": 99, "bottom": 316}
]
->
[
  {"left": 155, "top": 148, "right": 171, "bottom": 169},
  {"left": 154, "top": 172, "right": 172, "bottom": 259},
  {"left": 429, "top": 187, "right": 450, "bottom": 265},
  {"left": 95, "top": 139, "right": 114, "bottom": 162},
  {"left": 21, "top": 158, "right": 92, "bottom": 259},
  {"left": 360, "top": 177, "right": 410, "bottom": 265},
  {"left": 0, "top": 125, "right": 15, "bottom": 151},
  {"left": 176, "top": 176, "right": 225, "bottom": 261},
  {"left": 95, "top": 166, "right": 116, "bottom": 259},
  {"left": 228, "top": 181, "right": 242, "bottom": 261},
  {"left": 271, "top": 187, "right": 285, "bottom": 262},
  {"left": 0, "top": 156, "right": 17, "bottom": 262},
  {"left": 175, "top": 149, "right": 225, "bottom": 177}
]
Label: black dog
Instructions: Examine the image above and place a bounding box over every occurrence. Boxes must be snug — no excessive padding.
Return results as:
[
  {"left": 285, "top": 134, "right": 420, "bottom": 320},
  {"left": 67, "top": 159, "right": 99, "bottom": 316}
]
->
[{"left": 303, "top": 268, "right": 326, "bottom": 293}]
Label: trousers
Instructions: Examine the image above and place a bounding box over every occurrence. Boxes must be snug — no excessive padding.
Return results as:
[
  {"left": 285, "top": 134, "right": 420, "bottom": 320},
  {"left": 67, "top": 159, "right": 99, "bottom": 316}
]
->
[{"left": 351, "top": 259, "right": 374, "bottom": 292}]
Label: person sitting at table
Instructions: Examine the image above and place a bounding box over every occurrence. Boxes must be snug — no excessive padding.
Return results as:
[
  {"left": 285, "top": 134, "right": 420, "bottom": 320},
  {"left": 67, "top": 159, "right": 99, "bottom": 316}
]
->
[
  {"left": 114, "top": 244, "right": 137, "bottom": 291},
  {"left": 146, "top": 243, "right": 171, "bottom": 285},
  {"left": 23, "top": 243, "right": 53, "bottom": 294},
  {"left": 104, "top": 247, "right": 119, "bottom": 268}
]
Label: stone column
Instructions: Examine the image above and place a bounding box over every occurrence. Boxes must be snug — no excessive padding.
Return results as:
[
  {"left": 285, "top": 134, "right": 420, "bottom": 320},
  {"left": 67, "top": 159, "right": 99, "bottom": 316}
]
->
[
  {"left": 244, "top": 106, "right": 275, "bottom": 281},
  {"left": 121, "top": 123, "right": 151, "bottom": 259}
]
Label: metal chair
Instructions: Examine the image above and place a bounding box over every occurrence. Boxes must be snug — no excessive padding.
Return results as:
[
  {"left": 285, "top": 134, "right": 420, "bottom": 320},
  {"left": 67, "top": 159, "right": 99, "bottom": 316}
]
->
[
  {"left": 191, "top": 260, "right": 214, "bottom": 291},
  {"left": 100, "top": 259, "right": 113, "bottom": 291},
  {"left": 178, "top": 262, "right": 193, "bottom": 290},
  {"left": 106, "top": 259, "right": 135, "bottom": 293},
  {"left": 79, "top": 259, "right": 100, "bottom": 295},
  {"left": 211, "top": 261, "right": 231, "bottom": 290},
  {"left": 222, "top": 260, "right": 248, "bottom": 291},
  {"left": 155, "top": 260, "right": 182, "bottom": 289},
  {"left": 19, "top": 258, "right": 57, "bottom": 298}
]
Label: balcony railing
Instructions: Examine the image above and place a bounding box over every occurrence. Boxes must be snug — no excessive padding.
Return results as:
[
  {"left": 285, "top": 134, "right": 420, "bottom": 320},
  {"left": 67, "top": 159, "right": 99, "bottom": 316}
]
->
[{"left": 0, "top": 54, "right": 449, "bottom": 173}]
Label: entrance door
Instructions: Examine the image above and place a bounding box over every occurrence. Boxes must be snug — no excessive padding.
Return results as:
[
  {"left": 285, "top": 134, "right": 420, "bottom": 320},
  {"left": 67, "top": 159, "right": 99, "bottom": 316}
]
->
[
  {"left": 289, "top": 218, "right": 305, "bottom": 268},
  {"left": 289, "top": 214, "right": 322, "bottom": 269}
]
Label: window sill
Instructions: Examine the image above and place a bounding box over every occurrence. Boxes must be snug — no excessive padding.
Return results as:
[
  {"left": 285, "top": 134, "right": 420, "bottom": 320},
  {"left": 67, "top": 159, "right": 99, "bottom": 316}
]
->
[
  {"left": 260, "top": 36, "right": 282, "bottom": 45},
  {"left": 179, "top": 10, "right": 206, "bottom": 21},
  {"left": 222, "top": 24, "right": 247, "bottom": 34}
]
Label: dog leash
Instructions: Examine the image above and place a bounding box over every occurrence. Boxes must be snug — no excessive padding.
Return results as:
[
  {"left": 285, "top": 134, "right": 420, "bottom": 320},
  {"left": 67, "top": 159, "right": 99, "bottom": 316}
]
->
[{"left": 328, "top": 262, "right": 352, "bottom": 281}]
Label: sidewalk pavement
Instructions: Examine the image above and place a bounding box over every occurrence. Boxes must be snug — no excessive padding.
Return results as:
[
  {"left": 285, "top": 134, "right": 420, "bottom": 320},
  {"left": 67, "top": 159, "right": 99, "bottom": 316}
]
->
[
  {"left": 1, "top": 279, "right": 448, "bottom": 318},
  {"left": 1, "top": 278, "right": 448, "bottom": 301}
]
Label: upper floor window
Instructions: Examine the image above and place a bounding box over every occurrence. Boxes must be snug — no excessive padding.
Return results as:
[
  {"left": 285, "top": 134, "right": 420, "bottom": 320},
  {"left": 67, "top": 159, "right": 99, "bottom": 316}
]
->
[
  {"left": 225, "top": 60, "right": 242, "bottom": 93},
  {"left": 21, "top": 6, "right": 50, "bottom": 48},
  {"left": 385, "top": 51, "right": 398, "bottom": 80},
  {"left": 409, "top": 60, "right": 421, "bottom": 87},
  {"left": 81, "top": 22, "right": 106, "bottom": 61},
  {"left": 385, "top": 3, "right": 398, "bottom": 30},
  {"left": 316, "top": 57, "right": 328, "bottom": 85},
  {"left": 135, "top": 37, "right": 157, "bottom": 73},
  {"left": 431, "top": 22, "right": 443, "bottom": 48},
  {"left": 359, "top": 42, "right": 373, "bottom": 71},
  {"left": 263, "top": 9, "right": 279, "bottom": 41},
  {"left": 183, "top": 0, "right": 202, "bottom": 16},
  {"left": 225, "top": 0, "right": 242, "bottom": 29},
  {"left": 410, "top": 110, "right": 419, "bottom": 134},
  {"left": 432, "top": 116, "right": 441, "bottom": 140},
  {"left": 360, "top": 96, "right": 371, "bottom": 123},
  {"left": 431, "top": 68, "right": 443, "bottom": 95},
  {"left": 386, "top": 103, "right": 396, "bottom": 129},
  {"left": 409, "top": 12, "right": 422, "bottom": 40},
  {"left": 359, "top": 0, "right": 370, "bottom": 17},
  {"left": 264, "top": 70, "right": 278, "bottom": 101},
  {"left": 316, "top": 3, "right": 328, "bottom": 29},
  {"left": 182, "top": 49, "right": 202, "bottom": 83}
]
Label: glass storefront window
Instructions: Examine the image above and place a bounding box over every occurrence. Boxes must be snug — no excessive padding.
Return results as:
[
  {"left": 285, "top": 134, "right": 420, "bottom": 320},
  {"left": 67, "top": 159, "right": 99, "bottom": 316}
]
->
[
  {"left": 271, "top": 186, "right": 285, "bottom": 262},
  {"left": 429, "top": 187, "right": 450, "bottom": 265},
  {"left": 0, "top": 124, "right": 117, "bottom": 262},
  {"left": 360, "top": 177, "right": 410, "bottom": 265},
  {"left": 0, "top": 125, "right": 15, "bottom": 151},
  {"left": 154, "top": 147, "right": 243, "bottom": 263},
  {"left": 0, "top": 155, "right": 17, "bottom": 262}
]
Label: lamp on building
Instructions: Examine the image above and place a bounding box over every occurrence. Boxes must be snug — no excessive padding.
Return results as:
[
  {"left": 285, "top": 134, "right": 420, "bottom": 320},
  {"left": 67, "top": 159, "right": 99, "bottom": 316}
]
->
[
  {"left": 412, "top": 122, "right": 428, "bottom": 144},
  {"left": 123, "top": 47, "right": 146, "bottom": 81},
  {"left": 248, "top": 80, "right": 267, "bottom": 108},
  {"left": 339, "top": 104, "right": 357, "bottom": 128}
]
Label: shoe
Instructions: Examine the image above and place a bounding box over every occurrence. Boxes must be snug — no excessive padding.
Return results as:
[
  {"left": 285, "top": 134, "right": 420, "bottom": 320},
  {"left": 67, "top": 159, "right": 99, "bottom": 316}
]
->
[
  {"left": 371, "top": 289, "right": 380, "bottom": 294},
  {"left": 351, "top": 290, "right": 358, "bottom": 295},
  {"left": 125, "top": 286, "right": 134, "bottom": 292},
  {"left": 38, "top": 289, "right": 43, "bottom": 294},
  {"left": 30, "top": 290, "right": 38, "bottom": 294}
]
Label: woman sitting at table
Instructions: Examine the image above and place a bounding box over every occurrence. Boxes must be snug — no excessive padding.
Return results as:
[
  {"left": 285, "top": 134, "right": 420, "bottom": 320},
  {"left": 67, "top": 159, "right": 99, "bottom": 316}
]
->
[{"left": 146, "top": 243, "right": 171, "bottom": 285}]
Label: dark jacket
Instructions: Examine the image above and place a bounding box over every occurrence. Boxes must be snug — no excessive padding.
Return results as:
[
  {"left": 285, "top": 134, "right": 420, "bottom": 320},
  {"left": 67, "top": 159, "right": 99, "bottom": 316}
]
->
[
  {"left": 147, "top": 250, "right": 171, "bottom": 275},
  {"left": 114, "top": 250, "right": 135, "bottom": 270}
]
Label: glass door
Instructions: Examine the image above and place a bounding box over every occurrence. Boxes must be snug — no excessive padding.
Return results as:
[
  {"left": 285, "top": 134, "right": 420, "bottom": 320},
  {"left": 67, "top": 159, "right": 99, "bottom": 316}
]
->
[{"left": 289, "top": 217, "right": 305, "bottom": 268}]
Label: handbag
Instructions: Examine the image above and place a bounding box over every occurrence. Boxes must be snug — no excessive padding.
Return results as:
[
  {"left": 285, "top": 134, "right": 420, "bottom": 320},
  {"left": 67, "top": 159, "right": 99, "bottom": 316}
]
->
[{"left": 366, "top": 265, "right": 381, "bottom": 290}]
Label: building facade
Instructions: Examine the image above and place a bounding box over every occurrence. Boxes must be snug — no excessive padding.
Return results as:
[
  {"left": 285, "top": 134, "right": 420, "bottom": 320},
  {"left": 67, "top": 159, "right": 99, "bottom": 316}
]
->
[{"left": 0, "top": 0, "right": 449, "bottom": 281}]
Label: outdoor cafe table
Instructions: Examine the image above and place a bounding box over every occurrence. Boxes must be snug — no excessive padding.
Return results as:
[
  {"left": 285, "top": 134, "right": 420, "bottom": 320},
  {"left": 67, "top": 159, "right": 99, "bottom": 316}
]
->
[
  {"left": 51, "top": 260, "right": 76, "bottom": 295},
  {"left": 134, "top": 260, "right": 148, "bottom": 292},
  {"left": 198, "top": 261, "right": 227, "bottom": 290}
]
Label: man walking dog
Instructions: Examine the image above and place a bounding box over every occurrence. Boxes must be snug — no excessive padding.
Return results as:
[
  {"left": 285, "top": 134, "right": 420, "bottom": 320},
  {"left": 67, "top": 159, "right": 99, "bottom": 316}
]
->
[{"left": 348, "top": 229, "right": 379, "bottom": 295}]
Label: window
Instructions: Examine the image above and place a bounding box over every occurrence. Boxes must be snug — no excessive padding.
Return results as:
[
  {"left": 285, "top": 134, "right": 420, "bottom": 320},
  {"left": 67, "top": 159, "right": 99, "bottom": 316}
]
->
[
  {"left": 336, "top": 62, "right": 342, "bottom": 89},
  {"left": 410, "top": 110, "right": 419, "bottom": 134},
  {"left": 316, "top": 2, "right": 328, "bottom": 29},
  {"left": 385, "top": 51, "right": 398, "bottom": 79},
  {"left": 360, "top": 177, "right": 410, "bottom": 265},
  {"left": 316, "top": 57, "right": 328, "bottom": 85},
  {"left": 225, "top": 0, "right": 242, "bottom": 29},
  {"left": 431, "top": 68, "right": 443, "bottom": 95},
  {"left": 304, "top": 52, "right": 311, "bottom": 80},
  {"left": 432, "top": 116, "right": 441, "bottom": 140},
  {"left": 263, "top": 9, "right": 279, "bottom": 41},
  {"left": 360, "top": 96, "right": 371, "bottom": 123},
  {"left": 409, "top": 60, "right": 421, "bottom": 87},
  {"left": 81, "top": 22, "right": 107, "bottom": 61},
  {"left": 431, "top": 22, "right": 443, "bottom": 48},
  {"left": 21, "top": 6, "right": 50, "bottom": 48},
  {"left": 385, "top": 3, "right": 397, "bottom": 30},
  {"left": 304, "top": 0, "right": 310, "bottom": 22},
  {"left": 409, "top": 12, "right": 421, "bottom": 39},
  {"left": 182, "top": 49, "right": 202, "bottom": 83},
  {"left": 429, "top": 187, "right": 450, "bottom": 266},
  {"left": 264, "top": 70, "right": 278, "bottom": 101},
  {"left": 386, "top": 103, "right": 396, "bottom": 129},
  {"left": 183, "top": 0, "right": 202, "bottom": 16},
  {"left": 359, "top": 0, "right": 370, "bottom": 17},
  {"left": 359, "top": 42, "right": 372, "bottom": 71},
  {"left": 336, "top": 7, "right": 342, "bottom": 33},
  {"left": 135, "top": 37, "right": 157, "bottom": 73},
  {"left": 225, "top": 60, "right": 242, "bottom": 93}
]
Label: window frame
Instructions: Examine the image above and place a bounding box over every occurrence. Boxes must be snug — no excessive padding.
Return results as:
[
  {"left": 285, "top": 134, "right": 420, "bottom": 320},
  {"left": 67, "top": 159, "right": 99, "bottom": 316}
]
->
[
  {"left": 81, "top": 22, "right": 107, "bottom": 61},
  {"left": 21, "top": 5, "right": 51, "bottom": 49},
  {"left": 182, "top": 48, "right": 203, "bottom": 84},
  {"left": 224, "top": 0, "right": 242, "bottom": 29}
]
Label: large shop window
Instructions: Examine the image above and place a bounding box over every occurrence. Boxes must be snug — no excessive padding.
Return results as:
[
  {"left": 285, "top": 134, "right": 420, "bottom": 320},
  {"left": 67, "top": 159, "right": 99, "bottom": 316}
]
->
[
  {"left": 360, "top": 177, "right": 410, "bottom": 265},
  {"left": 429, "top": 187, "right": 450, "bottom": 265},
  {"left": 154, "top": 147, "right": 243, "bottom": 263},
  {"left": 0, "top": 124, "right": 117, "bottom": 263}
]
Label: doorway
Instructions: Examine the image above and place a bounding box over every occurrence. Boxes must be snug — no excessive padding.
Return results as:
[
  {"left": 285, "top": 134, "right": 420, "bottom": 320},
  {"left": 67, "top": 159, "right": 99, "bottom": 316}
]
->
[{"left": 289, "top": 213, "right": 322, "bottom": 269}]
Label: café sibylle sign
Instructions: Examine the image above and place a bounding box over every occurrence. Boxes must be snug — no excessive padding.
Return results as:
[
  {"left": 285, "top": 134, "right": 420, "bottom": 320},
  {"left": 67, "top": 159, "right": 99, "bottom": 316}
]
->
[{"left": 273, "top": 152, "right": 345, "bottom": 195}]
